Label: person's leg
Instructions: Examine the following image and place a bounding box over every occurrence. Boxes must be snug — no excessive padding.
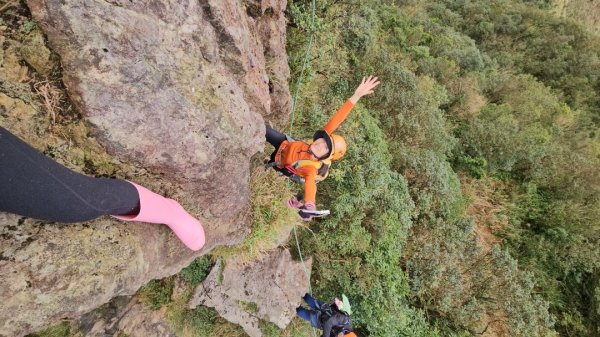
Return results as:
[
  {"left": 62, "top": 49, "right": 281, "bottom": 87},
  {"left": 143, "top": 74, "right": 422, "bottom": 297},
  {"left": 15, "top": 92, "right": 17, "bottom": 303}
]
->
[
  {"left": 0, "top": 126, "right": 140, "bottom": 222},
  {"left": 265, "top": 126, "right": 286, "bottom": 149},
  {"left": 296, "top": 307, "right": 312, "bottom": 322},
  {"left": 0, "top": 126, "right": 205, "bottom": 251},
  {"left": 266, "top": 132, "right": 293, "bottom": 177},
  {"left": 303, "top": 293, "right": 324, "bottom": 309},
  {"left": 271, "top": 164, "right": 294, "bottom": 177},
  {"left": 296, "top": 307, "right": 321, "bottom": 329},
  {"left": 112, "top": 182, "right": 205, "bottom": 250}
]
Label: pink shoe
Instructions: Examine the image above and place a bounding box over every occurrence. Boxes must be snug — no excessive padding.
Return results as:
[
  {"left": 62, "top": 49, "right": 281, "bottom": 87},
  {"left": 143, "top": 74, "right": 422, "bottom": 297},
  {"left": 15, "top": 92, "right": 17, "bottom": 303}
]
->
[{"left": 113, "top": 182, "right": 206, "bottom": 251}]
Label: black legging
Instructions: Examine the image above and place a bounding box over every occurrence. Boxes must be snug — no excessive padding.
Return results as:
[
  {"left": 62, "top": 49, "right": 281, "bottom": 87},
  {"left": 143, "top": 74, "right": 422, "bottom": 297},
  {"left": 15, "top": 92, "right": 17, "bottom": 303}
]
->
[
  {"left": 266, "top": 126, "right": 286, "bottom": 149},
  {"left": 0, "top": 126, "right": 139, "bottom": 222},
  {"left": 265, "top": 126, "right": 296, "bottom": 178}
]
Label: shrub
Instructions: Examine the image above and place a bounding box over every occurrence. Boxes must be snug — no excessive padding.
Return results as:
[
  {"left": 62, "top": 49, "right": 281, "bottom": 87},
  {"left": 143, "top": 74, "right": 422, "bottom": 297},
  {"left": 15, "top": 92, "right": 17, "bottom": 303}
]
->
[
  {"left": 181, "top": 256, "right": 213, "bottom": 287},
  {"left": 137, "top": 278, "right": 174, "bottom": 310}
]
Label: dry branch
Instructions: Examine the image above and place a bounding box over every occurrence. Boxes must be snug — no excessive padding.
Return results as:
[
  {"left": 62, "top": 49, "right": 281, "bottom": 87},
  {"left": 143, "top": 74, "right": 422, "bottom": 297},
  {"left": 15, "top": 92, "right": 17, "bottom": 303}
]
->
[{"left": 33, "top": 80, "right": 63, "bottom": 127}]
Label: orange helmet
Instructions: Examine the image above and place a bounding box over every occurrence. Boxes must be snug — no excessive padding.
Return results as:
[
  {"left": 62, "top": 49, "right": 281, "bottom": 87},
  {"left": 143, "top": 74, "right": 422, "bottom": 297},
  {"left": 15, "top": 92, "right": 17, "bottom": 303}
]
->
[
  {"left": 329, "top": 134, "right": 347, "bottom": 161},
  {"left": 312, "top": 130, "right": 347, "bottom": 161}
]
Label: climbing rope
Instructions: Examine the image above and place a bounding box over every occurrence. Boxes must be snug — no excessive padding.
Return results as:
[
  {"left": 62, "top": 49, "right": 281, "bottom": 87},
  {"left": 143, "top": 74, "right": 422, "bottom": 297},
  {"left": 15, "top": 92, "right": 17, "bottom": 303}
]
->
[
  {"left": 288, "top": 34, "right": 313, "bottom": 135},
  {"left": 289, "top": 1, "right": 319, "bottom": 336},
  {"left": 288, "top": 0, "right": 317, "bottom": 137},
  {"left": 289, "top": 0, "right": 316, "bottom": 282}
]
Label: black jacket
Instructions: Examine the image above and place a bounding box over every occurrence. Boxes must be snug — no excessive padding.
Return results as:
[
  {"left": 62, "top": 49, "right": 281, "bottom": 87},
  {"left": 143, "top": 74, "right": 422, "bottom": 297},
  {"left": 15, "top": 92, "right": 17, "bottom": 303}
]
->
[{"left": 321, "top": 311, "right": 353, "bottom": 337}]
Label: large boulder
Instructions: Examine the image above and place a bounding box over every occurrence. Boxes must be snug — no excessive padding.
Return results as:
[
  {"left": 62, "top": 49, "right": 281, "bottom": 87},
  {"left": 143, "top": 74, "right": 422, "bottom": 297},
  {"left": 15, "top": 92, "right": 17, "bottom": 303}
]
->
[
  {"left": 0, "top": 0, "right": 290, "bottom": 336},
  {"left": 188, "top": 249, "right": 312, "bottom": 337},
  {"left": 26, "top": 0, "right": 291, "bottom": 237},
  {"left": 0, "top": 212, "right": 195, "bottom": 337}
]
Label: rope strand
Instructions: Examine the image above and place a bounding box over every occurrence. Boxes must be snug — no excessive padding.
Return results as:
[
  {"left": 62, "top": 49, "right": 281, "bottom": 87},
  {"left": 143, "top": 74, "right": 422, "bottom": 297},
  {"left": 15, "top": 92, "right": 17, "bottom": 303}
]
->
[{"left": 289, "top": 1, "right": 318, "bottom": 337}]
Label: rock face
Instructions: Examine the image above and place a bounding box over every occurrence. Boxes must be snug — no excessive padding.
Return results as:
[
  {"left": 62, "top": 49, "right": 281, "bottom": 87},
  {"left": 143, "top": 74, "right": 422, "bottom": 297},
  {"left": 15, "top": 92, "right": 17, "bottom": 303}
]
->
[
  {"left": 26, "top": 0, "right": 291, "bottom": 239},
  {"left": 249, "top": 0, "right": 293, "bottom": 126},
  {"left": 77, "top": 296, "right": 177, "bottom": 337},
  {"left": 0, "top": 1, "right": 290, "bottom": 336},
  {"left": 189, "top": 249, "right": 312, "bottom": 337},
  {"left": 0, "top": 211, "right": 197, "bottom": 337}
]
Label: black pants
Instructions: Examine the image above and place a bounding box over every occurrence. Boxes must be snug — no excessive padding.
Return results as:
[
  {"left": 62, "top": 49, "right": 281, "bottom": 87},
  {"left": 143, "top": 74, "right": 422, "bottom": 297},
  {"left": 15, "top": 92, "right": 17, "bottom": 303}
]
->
[
  {"left": 265, "top": 126, "right": 286, "bottom": 149},
  {"left": 265, "top": 126, "right": 294, "bottom": 177},
  {"left": 0, "top": 126, "right": 139, "bottom": 222}
]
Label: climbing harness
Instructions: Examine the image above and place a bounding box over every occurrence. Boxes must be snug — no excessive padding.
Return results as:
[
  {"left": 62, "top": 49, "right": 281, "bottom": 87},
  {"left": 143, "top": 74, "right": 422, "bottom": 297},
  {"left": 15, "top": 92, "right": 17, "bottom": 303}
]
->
[{"left": 267, "top": 156, "right": 331, "bottom": 184}]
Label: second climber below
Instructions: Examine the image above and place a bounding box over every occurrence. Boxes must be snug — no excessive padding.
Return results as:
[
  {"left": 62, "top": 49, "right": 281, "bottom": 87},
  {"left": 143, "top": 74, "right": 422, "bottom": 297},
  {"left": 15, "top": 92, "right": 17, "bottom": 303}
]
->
[
  {"left": 296, "top": 293, "right": 356, "bottom": 337},
  {"left": 265, "top": 75, "right": 380, "bottom": 220}
]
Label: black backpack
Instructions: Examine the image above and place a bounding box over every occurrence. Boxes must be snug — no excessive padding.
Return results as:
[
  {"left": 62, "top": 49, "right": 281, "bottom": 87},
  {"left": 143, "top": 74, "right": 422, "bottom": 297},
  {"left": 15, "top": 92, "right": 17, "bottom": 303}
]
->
[
  {"left": 318, "top": 303, "right": 337, "bottom": 321},
  {"left": 318, "top": 303, "right": 351, "bottom": 333}
]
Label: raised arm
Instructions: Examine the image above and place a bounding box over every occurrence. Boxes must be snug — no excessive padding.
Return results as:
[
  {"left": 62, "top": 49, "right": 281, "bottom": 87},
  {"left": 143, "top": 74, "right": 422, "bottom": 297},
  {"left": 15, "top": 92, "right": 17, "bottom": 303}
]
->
[
  {"left": 323, "top": 76, "right": 380, "bottom": 134},
  {"left": 349, "top": 75, "right": 380, "bottom": 104}
]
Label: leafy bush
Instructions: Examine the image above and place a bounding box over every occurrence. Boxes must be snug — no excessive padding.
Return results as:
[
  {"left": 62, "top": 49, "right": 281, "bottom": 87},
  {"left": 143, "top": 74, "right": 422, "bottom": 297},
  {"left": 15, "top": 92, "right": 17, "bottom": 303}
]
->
[
  {"left": 181, "top": 256, "right": 213, "bottom": 287},
  {"left": 406, "top": 219, "right": 555, "bottom": 336},
  {"left": 137, "top": 278, "right": 174, "bottom": 310},
  {"left": 286, "top": 1, "right": 598, "bottom": 336}
]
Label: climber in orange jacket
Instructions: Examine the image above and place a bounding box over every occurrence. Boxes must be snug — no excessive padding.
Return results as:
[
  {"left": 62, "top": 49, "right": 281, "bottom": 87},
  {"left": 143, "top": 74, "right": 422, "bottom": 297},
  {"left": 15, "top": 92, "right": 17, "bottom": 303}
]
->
[{"left": 265, "top": 76, "right": 380, "bottom": 220}]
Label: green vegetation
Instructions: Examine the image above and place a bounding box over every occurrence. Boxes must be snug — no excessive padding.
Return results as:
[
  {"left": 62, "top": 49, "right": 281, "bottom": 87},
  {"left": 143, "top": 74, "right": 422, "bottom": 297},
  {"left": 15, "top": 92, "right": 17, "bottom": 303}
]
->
[
  {"left": 238, "top": 300, "right": 259, "bottom": 314},
  {"left": 26, "top": 322, "right": 72, "bottom": 337},
  {"left": 181, "top": 256, "right": 213, "bottom": 287},
  {"left": 212, "top": 164, "right": 301, "bottom": 261},
  {"left": 285, "top": 0, "right": 599, "bottom": 336},
  {"left": 259, "top": 321, "right": 281, "bottom": 337},
  {"left": 20, "top": 19, "right": 37, "bottom": 34},
  {"left": 137, "top": 278, "right": 175, "bottom": 310},
  {"left": 166, "top": 293, "right": 246, "bottom": 337}
]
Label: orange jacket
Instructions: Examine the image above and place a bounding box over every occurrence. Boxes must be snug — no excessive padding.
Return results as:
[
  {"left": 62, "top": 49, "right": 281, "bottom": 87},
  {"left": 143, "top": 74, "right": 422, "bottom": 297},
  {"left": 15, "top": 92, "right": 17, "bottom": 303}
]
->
[{"left": 275, "top": 100, "right": 355, "bottom": 204}]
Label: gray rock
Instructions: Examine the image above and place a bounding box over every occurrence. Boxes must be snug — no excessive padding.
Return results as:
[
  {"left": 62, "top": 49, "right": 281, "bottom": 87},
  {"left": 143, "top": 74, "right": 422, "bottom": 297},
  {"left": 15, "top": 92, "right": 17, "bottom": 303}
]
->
[
  {"left": 248, "top": 0, "right": 292, "bottom": 127},
  {"left": 77, "top": 296, "right": 176, "bottom": 337},
  {"left": 189, "top": 249, "right": 312, "bottom": 337},
  {"left": 0, "top": 213, "right": 198, "bottom": 337},
  {"left": 25, "top": 0, "right": 290, "bottom": 234},
  {"left": 0, "top": 0, "right": 291, "bottom": 336}
]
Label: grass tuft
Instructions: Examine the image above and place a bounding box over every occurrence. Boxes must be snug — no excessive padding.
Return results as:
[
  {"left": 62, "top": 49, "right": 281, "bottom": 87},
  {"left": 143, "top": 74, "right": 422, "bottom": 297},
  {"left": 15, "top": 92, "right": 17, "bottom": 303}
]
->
[
  {"left": 212, "top": 164, "right": 302, "bottom": 261},
  {"left": 26, "top": 321, "right": 72, "bottom": 337}
]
